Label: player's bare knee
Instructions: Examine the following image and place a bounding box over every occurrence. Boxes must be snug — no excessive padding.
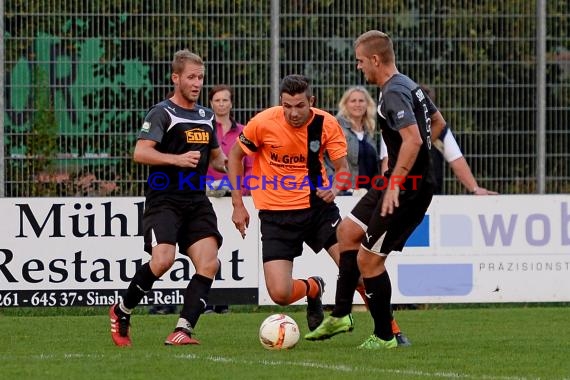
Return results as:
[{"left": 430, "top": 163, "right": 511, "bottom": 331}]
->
[
  {"left": 357, "top": 250, "right": 378, "bottom": 269},
  {"left": 150, "top": 256, "right": 175, "bottom": 276},
  {"left": 269, "top": 291, "right": 290, "bottom": 306},
  {"left": 337, "top": 219, "right": 363, "bottom": 247},
  {"left": 199, "top": 257, "right": 220, "bottom": 278}
]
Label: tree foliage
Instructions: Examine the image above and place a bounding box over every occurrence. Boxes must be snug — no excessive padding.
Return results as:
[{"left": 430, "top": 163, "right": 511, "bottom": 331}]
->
[{"left": 3, "top": 0, "right": 569, "bottom": 195}]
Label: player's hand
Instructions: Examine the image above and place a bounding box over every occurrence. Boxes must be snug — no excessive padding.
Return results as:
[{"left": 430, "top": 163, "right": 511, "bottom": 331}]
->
[
  {"left": 316, "top": 187, "right": 336, "bottom": 203},
  {"left": 177, "top": 151, "right": 201, "bottom": 168},
  {"left": 474, "top": 187, "right": 499, "bottom": 195},
  {"left": 381, "top": 187, "right": 400, "bottom": 216},
  {"left": 232, "top": 204, "right": 250, "bottom": 239}
]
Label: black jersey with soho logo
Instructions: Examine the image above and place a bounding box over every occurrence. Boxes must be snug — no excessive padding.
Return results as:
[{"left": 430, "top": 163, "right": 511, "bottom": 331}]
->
[{"left": 138, "top": 99, "right": 219, "bottom": 198}]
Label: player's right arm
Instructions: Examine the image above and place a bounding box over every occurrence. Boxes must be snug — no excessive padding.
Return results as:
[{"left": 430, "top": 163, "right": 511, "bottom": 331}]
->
[
  {"left": 134, "top": 106, "right": 201, "bottom": 167},
  {"left": 133, "top": 139, "right": 200, "bottom": 167}
]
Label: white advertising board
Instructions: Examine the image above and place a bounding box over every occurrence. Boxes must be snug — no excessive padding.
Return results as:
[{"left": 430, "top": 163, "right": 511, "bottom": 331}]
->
[
  {"left": 280, "top": 195, "right": 570, "bottom": 305},
  {"left": 1, "top": 195, "right": 568, "bottom": 307},
  {"left": 0, "top": 197, "right": 259, "bottom": 307}
]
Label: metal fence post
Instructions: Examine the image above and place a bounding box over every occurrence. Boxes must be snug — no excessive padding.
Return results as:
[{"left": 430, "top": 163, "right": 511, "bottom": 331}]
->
[
  {"left": 270, "top": 0, "right": 280, "bottom": 107},
  {"left": 0, "top": 0, "right": 5, "bottom": 197},
  {"left": 536, "top": 0, "right": 546, "bottom": 194}
]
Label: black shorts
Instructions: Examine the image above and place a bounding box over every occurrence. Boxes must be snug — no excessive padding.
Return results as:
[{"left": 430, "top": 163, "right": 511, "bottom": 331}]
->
[
  {"left": 349, "top": 186, "right": 433, "bottom": 255},
  {"left": 258, "top": 203, "right": 341, "bottom": 263},
  {"left": 142, "top": 195, "right": 223, "bottom": 254}
]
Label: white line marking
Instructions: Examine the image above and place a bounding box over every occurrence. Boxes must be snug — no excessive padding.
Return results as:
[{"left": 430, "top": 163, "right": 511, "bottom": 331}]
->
[
  {"left": 173, "top": 353, "right": 532, "bottom": 380},
  {"left": 0, "top": 353, "right": 536, "bottom": 380}
]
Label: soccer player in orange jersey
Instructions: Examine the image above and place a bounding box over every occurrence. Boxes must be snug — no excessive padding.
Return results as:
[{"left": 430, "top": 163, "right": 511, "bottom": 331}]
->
[{"left": 227, "top": 74, "right": 349, "bottom": 331}]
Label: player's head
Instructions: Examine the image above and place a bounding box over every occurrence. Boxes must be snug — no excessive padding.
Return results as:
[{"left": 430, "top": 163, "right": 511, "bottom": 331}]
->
[
  {"left": 279, "top": 74, "right": 315, "bottom": 128},
  {"left": 337, "top": 86, "right": 376, "bottom": 135},
  {"left": 171, "top": 49, "right": 205, "bottom": 107},
  {"left": 354, "top": 30, "right": 395, "bottom": 85},
  {"left": 209, "top": 84, "right": 234, "bottom": 118}
]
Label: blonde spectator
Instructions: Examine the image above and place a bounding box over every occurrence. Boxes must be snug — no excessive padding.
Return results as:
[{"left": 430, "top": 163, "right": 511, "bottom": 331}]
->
[{"left": 327, "top": 86, "right": 381, "bottom": 191}]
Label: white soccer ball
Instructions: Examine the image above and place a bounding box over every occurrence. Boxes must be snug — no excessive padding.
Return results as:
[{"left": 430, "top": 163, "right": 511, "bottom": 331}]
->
[{"left": 259, "top": 313, "right": 300, "bottom": 350}]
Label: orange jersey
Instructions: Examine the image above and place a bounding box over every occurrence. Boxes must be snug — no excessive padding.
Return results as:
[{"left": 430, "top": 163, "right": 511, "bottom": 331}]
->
[{"left": 237, "top": 106, "right": 347, "bottom": 210}]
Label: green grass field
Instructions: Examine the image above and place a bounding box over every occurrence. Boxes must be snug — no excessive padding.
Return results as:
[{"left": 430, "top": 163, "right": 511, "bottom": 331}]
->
[{"left": 0, "top": 306, "right": 568, "bottom": 380}]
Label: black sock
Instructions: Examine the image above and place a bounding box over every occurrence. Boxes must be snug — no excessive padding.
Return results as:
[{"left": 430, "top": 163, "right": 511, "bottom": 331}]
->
[
  {"left": 363, "top": 271, "right": 393, "bottom": 341},
  {"left": 179, "top": 274, "right": 213, "bottom": 330},
  {"left": 122, "top": 262, "right": 159, "bottom": 310},
  {"left": 331, "top": 250, "right": 360, "bottom": 317}
]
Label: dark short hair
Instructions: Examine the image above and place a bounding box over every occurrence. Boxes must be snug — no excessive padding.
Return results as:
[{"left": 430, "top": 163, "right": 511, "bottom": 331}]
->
[
  {"left": 279, "top": 74, "right": 312, "bottom": 98},
  {"left": 208, "top": 84, "right": 233, "bottom": 102}
]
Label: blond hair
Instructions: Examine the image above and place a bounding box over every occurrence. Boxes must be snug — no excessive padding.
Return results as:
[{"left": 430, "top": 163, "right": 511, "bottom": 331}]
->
[
  {"left": 337, "top": 86, "right": 376, "bottom": 136},
  {"left": 354, "top": 30, "right": 395, "bottom": 65},
  {"left": 172, "top": 49, "right": 204, "bottom": 74}
]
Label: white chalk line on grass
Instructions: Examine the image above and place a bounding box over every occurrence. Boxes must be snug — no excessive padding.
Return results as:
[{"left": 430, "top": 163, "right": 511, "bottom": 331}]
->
[
  {"left": 0, "top": 353, "right": 548, "bottom": 380},
  {"left": 175, "top": 353, "right": 531, "bottom": 380}
]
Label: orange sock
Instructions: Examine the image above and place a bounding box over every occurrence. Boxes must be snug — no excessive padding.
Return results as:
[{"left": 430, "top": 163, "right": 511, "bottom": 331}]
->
[
  {"left": 355, "top": 284, "right": 369, "bottom": 309},
  {"left": 288, "top": 279, "right": 308, "bottom": 304},
  {"left": 391, "top": 318, "right": 401, "bottom": 334},
  {"left": 305, "top": 277, "right": 320, "bottom": 298}
]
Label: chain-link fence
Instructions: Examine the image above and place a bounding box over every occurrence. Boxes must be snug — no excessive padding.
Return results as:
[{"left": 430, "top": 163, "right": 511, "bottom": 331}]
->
[{"left": 2, "top": 1, "right": 569, "bottom": 197}]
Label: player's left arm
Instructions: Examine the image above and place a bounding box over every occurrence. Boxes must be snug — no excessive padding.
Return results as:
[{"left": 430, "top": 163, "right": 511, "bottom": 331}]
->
[
  {"left": 437, "top": 126, "right": 498, "bottom": 195},
  {"left": 322, "top": 156, "right": 349, "bottom": 200},
  {"left": 317, "top": 115, "right": 349, "bottom": 201}
]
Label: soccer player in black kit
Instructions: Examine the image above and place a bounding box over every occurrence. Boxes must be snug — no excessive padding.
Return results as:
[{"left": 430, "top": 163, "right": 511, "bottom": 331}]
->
[
  {"left": 109, "top": 50, "right": 228, "bottom": 346},
  {"left": 306, "top": 30, "right": 447, "bottom": 349}
]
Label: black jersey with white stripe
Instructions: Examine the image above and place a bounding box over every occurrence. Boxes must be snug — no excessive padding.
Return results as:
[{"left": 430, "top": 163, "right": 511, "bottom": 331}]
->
[
  {"left": 377, "top": 74, "right": 437, "bottom": 189},
  {"left": 138, "top": 99, "right": 219, "bottom": 198}
]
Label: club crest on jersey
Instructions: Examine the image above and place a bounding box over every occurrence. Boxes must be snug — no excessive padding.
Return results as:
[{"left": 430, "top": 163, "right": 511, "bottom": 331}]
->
[
  {"left": 199, "top": 109, "right": 206, "bottom": 117},
  {"left": 309, "top": 140, "right": 320, "bottom": 152},
  {"left": 141, "top": 121, "right": 151, "bottom": 132},
  {"left": 185, "top": 128, "right": 209, "bottom": 143}
]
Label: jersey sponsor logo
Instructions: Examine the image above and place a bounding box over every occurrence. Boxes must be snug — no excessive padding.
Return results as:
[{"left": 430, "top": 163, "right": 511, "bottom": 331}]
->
[
  {"left": 397, "top": 110, "right": 405, "bottom": 119},
  {"left": 185, "top": 128, "right": 209, "bottom": 143},
  {"left": 141, "top": 121, "right": 151, "bottom": 132},
  {"left": 269, "top": 152, "right": 306, "bottom": 164},
  {"left": 199, "top": 109, "right": 206, "bottom": 117}
]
